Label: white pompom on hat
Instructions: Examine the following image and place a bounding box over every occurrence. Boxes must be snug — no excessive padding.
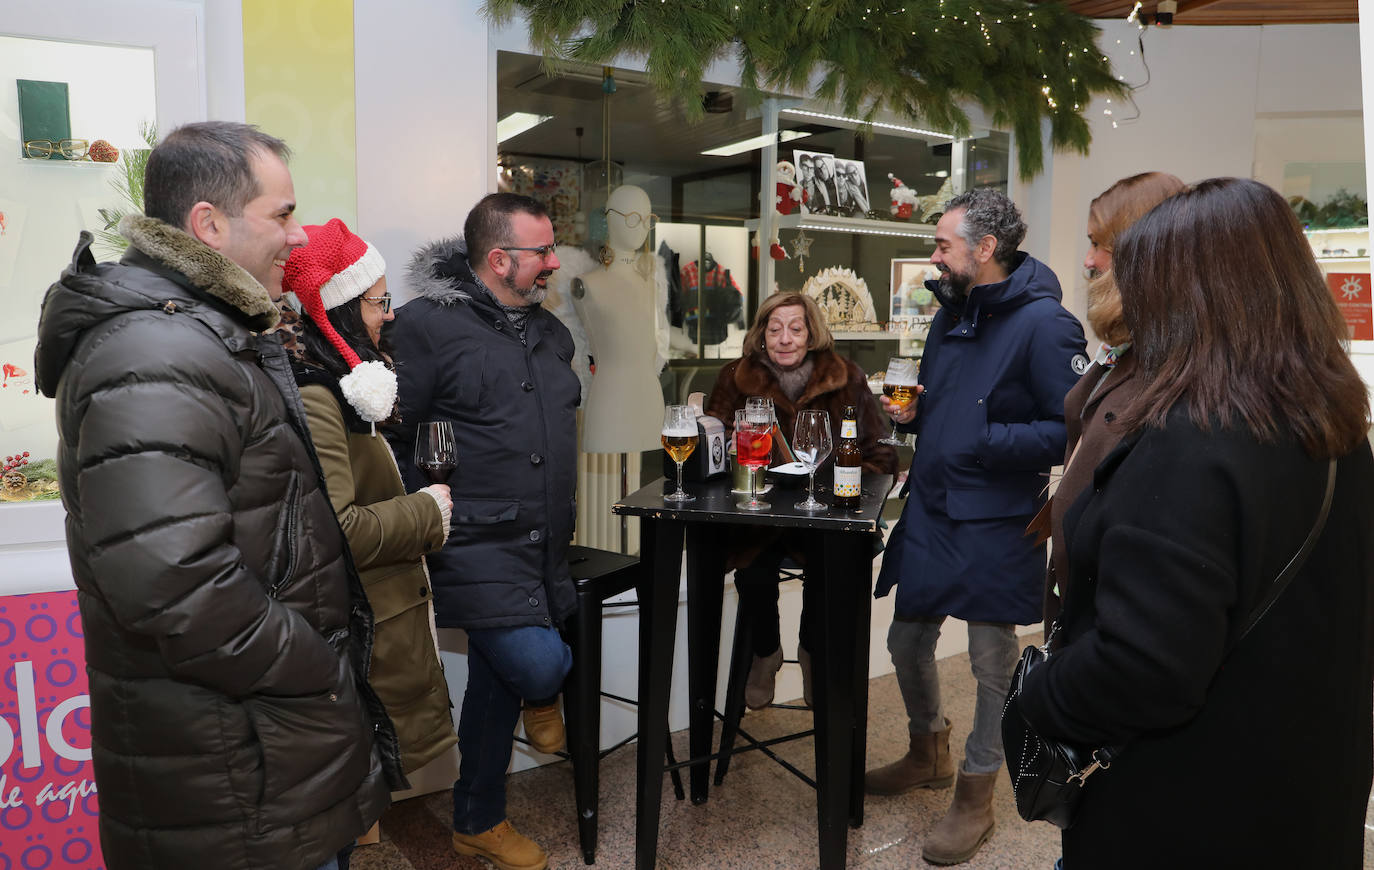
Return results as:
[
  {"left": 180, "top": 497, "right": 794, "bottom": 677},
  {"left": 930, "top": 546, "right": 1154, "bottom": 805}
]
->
[{"left": 282, "top": 218, "right": 397, "bottom": 423}]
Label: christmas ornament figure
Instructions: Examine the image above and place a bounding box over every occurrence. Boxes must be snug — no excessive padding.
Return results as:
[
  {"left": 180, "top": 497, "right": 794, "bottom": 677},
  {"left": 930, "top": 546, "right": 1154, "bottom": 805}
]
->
[
  {"left": 775, "top": 160, "right": 807, "bottom": 216},
  {"left": 889, "top": 173, "right": 917, "bottom": 221}
]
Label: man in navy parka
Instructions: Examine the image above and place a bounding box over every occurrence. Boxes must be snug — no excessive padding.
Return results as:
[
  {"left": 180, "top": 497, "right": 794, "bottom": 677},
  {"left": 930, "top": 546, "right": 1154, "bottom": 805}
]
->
[{"left": 866, "top": 188, "right": 1087, "bottom": 864}]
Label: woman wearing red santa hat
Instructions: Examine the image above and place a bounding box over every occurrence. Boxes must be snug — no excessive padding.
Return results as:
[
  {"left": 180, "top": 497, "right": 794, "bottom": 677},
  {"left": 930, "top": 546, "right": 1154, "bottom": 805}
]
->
[{"left": 279, "top": 218, "right": 458, "bottom": 784}]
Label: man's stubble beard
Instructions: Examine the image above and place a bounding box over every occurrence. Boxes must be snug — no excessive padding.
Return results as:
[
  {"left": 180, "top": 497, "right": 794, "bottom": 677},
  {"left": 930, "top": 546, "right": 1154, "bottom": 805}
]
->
[{"left": 503, "top": 270, "right": 551, "bottom": 306}]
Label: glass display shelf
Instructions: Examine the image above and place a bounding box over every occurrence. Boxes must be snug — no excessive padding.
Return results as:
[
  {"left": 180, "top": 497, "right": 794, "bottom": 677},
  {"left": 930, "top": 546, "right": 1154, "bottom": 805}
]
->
[{"left": 746, "top": 212, "right": 937, "bottom": 239}]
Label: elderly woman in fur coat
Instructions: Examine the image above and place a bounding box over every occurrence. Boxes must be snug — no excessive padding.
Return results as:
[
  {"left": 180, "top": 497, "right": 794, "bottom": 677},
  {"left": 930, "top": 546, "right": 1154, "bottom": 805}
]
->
[{"left": 706, "top": 292, "right": 896, "bottom": 709}]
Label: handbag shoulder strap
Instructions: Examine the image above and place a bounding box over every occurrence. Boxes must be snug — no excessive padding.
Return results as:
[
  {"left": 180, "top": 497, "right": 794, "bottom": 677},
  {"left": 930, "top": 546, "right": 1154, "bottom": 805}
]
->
[{"left": 1228, "top": 458, "right": 1337, "bottom": 650}]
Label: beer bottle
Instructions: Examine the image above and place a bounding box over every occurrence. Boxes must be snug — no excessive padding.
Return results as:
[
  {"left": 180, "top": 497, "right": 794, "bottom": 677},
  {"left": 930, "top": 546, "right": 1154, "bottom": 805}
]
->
[{"left": 833, "top": 404, "right": 862, "bottom": 511}]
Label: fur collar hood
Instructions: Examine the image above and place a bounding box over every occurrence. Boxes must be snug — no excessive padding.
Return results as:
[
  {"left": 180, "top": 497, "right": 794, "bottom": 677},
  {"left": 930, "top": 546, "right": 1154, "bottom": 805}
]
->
[
  {"left": 733, "top": 349, "right": 850, "bottom": 411},
  {"left": 406, "top": 236, "right": 476, "bottom": 305},
  {"left": 36, "top": 220, "right": 281, "bottom": 398},
  {"left": 120, "top": 215, "right": 280, "bottom": 330}
]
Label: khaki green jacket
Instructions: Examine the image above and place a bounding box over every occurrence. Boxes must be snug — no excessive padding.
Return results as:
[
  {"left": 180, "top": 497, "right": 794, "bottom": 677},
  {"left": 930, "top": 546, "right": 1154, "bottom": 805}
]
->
[{"left": 301, "top": 382, "right": 457, "bottom": 774}]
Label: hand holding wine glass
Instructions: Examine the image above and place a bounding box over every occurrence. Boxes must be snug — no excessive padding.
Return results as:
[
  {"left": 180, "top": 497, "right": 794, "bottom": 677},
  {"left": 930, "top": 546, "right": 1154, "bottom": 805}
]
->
[
  {"left": 880, "top": 357, "right": 920, "bottom": 445},
  {"left": 414, "top": 421, "right": 457, "bottom": 485},
  {"left": 793, "top": 410, "right": 832, "bottom": 511}
]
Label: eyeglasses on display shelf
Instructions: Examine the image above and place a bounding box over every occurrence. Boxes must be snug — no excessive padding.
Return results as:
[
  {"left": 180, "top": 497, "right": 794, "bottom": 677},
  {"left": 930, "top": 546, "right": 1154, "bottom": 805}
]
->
[{"left": 23, "top": 138, "right": 89, "bottom": 160}]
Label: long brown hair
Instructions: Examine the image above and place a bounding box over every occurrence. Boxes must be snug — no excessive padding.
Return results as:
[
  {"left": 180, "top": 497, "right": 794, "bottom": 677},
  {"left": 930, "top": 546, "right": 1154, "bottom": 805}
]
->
[
  {"left": 743, "top": 292, "right": 834, "bottom": 360},
  {"left": 1085, "top": 171, "right": 1187, "bottom": 345},
  {"left": 1115, "top": 177, "right": 1369, "bottom": 458}
]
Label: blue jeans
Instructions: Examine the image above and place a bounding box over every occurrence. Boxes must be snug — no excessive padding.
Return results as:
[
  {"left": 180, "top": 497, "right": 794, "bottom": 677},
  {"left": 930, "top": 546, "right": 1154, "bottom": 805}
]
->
[
  {"left": 887, "top": 616, "right": 1018, "bottom": 775},
  {"left": 452, "top": 624, "right": 572, "bottom": 834}
]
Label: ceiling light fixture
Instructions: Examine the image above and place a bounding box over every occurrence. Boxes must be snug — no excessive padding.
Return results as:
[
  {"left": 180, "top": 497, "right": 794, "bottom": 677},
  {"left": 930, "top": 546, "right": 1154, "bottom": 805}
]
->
[
  {"left": 701, "top": 129, "right": 812, "bottom": 157},
  {"left": 779, "top": 108, "right": 955, "bottom": 141},
  {"left": 497, "top": 112, "right": 553, "bottom": 144}
]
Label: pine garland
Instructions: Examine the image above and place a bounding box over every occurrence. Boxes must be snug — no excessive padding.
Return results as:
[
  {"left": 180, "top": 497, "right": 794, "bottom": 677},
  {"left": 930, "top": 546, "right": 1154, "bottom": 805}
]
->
[
  {"left": 484, "top": 0, "right": 1125, "bottom": 180},
  {"left": 95, "top": 120, "right": 158, "bottom": 259}
]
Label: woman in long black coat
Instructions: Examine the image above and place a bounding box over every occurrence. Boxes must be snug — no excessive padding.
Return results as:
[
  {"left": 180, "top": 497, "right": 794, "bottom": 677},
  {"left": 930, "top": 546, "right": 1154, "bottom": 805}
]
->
[{"left": 1017, "top": 178, "right": 1374, "bottom": 868}]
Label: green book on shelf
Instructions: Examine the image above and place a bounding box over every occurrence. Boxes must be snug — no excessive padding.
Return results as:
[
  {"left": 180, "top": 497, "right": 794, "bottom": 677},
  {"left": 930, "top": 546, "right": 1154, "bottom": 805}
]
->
[{"left": 17, "top": 79, "right": 72, "bottom": 160}]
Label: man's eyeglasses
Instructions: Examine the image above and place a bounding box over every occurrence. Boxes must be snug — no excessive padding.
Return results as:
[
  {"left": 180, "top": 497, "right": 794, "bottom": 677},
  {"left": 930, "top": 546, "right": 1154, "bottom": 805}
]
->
[
  {"left": 362, "top": 292, "right": 392, "bottom": 314},
  {"left": 500, "top": 244, "right": 559, "bottom": 260},
  {"left": 604, "top": 207, "right": 658, "bottom": 230},
  {"left": 24, "top": 138, "right": 89, "bottom": 160}
]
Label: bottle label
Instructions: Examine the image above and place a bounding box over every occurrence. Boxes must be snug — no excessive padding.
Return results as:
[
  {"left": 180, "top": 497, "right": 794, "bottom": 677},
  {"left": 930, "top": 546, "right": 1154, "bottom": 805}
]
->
[
  {"left": 833, "top": 464, "right": 862, "bottom": 497},
  {"left": 840, "top": 420, "right": 857, "bottom": 439}
]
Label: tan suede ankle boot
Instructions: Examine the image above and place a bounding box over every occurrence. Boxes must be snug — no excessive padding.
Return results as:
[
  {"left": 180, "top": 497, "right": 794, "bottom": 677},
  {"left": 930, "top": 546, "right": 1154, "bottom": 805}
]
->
[
  {"left": 864, "top": 717, "right": 955, "bottom": 795},
  {"left": 522, "top": 703, "right": 565, "bottom": 754},
  {"left": 921, "top": 767, "right": 997, "bottom": 865},
  {"left": 452, "top": 820, "right": 548, "bottom": 870}
]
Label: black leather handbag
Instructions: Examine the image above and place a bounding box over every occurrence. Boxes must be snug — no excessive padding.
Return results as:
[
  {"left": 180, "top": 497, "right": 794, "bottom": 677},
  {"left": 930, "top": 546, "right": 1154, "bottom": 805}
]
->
[
  {"left": 1001, "top": 459, "right": 1336, "bottom": 829},
  {"left": 1001, "top": 637, "right": 1117, "bottom": 828}
]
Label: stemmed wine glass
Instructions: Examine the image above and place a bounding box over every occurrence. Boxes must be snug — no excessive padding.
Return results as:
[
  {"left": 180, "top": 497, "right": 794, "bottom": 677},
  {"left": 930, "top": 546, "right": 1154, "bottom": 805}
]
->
[
  {"left": 880, "top": 357, "right": 918, "bottom": 446},
  {"left": 793, "top": 410, "right": 833, "bottom": 511},
  {"left": 734, "top": 407, "right": 773, "bottom": 511},
  {"left": 414, "top": 421, "right": 457, "bottom": 484},
  {"left": 661, "top": 405, "right": 698, "bottom": 503}
]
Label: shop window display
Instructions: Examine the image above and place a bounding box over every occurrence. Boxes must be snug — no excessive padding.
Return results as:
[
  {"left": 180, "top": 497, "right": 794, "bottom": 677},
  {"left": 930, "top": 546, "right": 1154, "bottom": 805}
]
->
[
  {"left": 0, "top": 37, "right": 156, "bottom": 501},
  {"left": 493, "top": 50, "right": 1017, "bottom": 426}
]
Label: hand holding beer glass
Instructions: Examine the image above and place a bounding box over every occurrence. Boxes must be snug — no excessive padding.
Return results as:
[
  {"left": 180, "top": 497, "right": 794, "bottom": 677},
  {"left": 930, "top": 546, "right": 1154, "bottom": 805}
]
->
[
  {"left": 880, "top": 357, "right": 920, "bottom": 446},
  {"left": 661, "top": 405, "right": 698, "bottom": 503},
  {"left": 734, "top": 407, "right": 773, "bottom": 511}
]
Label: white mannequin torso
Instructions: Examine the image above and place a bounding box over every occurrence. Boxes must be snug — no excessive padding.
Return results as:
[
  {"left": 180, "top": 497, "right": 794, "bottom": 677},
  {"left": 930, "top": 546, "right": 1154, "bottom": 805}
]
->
[{"left": 572, "top": 185, "right": 666, "bottom": 453}]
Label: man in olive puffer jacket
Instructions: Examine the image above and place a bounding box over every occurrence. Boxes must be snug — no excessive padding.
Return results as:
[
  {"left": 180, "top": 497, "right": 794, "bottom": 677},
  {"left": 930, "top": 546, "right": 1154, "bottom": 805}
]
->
[{"left": 33, "top": 122, "right": 405, "bottom": 870}]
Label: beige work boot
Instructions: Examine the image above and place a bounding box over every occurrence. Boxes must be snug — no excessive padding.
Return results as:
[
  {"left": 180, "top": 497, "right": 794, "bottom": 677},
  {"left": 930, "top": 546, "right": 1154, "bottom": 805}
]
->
[
  {"left": 864, "top": 717, "right": 955, "bottom": 795},
  {"left": 452, "top": 820, "right": 548, "bottom": 870},
  {"left": 744, "top": 647, "right": 784, "bottom": 709},
  {"left": 522, "top": 703, "right": 565, "bottom": 754},
  {"left": 921, "top": 767, "right": 998, "bottom": 865}
]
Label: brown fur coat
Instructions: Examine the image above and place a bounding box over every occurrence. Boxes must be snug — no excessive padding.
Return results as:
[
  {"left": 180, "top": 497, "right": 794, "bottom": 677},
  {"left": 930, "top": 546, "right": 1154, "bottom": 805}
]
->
[{"left": 705, "top": 349, "right": 896, "bottom": 476}]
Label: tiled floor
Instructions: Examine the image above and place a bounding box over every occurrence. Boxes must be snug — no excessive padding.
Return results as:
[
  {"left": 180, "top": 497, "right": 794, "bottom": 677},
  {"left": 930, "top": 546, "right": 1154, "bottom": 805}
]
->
[
  {"left": 354, "top": 634, "right": 1065, "bottom": 869},
  {"left": 352, "top": 635, "right": 1374, "bottom": 869}
]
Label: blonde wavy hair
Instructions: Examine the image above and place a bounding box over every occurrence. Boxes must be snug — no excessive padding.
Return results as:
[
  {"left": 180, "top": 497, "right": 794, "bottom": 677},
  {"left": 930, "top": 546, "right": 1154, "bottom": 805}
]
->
[
  {"left": 743, "top": 292, "right": 835, "bottom": 360},
  {"left": 1086, "top": 171, "right": 1187, "bottom": 346}
]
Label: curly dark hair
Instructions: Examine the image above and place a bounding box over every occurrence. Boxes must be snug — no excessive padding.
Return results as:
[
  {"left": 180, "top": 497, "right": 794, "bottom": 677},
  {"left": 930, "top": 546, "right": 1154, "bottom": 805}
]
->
[{"left": 944, "top": 188, "right": 1027, "bottom": 271}]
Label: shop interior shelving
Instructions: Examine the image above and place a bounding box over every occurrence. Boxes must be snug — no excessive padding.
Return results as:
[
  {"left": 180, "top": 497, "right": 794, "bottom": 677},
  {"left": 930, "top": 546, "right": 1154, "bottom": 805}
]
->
[
  {"left": 1305, "top": 226, "right": 1370, "bottom": 266},
  {"left": 745, "top": 212, "right": 938, "bottom": 240}
]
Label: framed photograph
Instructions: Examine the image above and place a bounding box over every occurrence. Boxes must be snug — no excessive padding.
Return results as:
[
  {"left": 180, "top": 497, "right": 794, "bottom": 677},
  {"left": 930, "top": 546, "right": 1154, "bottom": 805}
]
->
[
  {"left": 890, "top": 258, "right": 939, "bottom": 355},
  {"left": 834, "top": 158, "right": 870, "bottom": 217},
  {"left": 793, "top": 149, "right": 839, "bottom": 214}
]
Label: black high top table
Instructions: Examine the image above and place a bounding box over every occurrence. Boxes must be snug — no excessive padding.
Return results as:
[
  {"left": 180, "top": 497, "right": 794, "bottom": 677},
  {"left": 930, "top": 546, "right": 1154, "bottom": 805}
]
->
[{"left": 613, "top": 472, "right": 893, "bottom": 870}]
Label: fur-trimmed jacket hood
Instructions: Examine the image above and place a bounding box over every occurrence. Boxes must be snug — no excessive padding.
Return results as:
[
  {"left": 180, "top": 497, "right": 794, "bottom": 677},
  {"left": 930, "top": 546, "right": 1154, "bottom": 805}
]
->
[
  {"left": 36, "top": 217, "right": 280, "bottom": 395},
  {"left": 406, "top": 235, "right": 478, "bottom": 305}
]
